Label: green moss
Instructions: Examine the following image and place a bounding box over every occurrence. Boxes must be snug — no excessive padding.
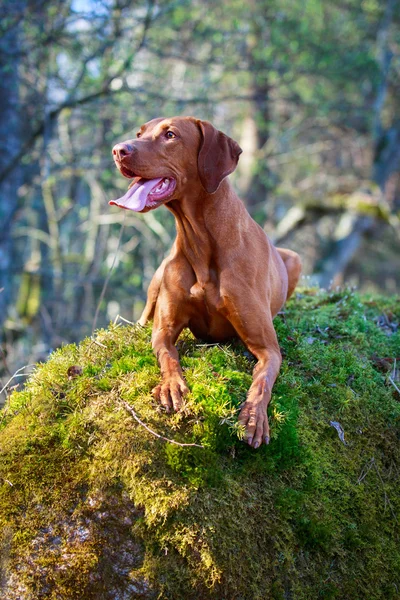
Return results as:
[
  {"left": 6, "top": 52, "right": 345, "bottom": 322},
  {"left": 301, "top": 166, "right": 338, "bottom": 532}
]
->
[{"left": 0, "top": 289, "right": 399, "bottom": 599}]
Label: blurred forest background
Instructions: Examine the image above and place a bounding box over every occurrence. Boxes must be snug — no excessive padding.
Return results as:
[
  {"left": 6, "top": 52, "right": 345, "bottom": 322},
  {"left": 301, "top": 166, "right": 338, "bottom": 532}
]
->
[{"left": 1, "top": 0, "right": 399, "bottom": 398}]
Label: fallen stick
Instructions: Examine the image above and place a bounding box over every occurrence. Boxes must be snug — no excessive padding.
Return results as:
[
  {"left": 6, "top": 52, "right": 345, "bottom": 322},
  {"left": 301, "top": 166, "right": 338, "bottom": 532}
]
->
[
  {"left": 120, "top": 400, "right": 204, "bottom": 448},
  {"left": 0, "top": 364, "right": 36, "bottom": 398}
]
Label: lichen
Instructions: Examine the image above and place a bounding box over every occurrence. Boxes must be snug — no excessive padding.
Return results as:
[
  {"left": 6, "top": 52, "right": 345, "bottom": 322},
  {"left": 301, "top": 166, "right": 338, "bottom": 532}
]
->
[{"left": 0, "top": 288, "right": 399, "bottom": 599}]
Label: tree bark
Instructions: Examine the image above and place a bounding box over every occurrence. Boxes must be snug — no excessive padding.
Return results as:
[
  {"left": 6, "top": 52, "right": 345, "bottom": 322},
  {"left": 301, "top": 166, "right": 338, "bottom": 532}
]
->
[
  {"left": 0, "top": 1, "right": 24, "bottom": 328},
  {"left": 315, "top": 0, "right": 399, "bottom": 288},
  {"left": 245, "top": 17, "right": 273, "bottom": 209},
  {"left": 372, "top": 0, "right": 399, "bottom": 191}
]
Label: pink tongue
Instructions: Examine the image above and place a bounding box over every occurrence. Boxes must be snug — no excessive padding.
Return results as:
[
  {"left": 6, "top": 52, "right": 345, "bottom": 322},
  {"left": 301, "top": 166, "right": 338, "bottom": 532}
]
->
[{"left": 109, "top": 178, "right": 163, "bottom": 212}]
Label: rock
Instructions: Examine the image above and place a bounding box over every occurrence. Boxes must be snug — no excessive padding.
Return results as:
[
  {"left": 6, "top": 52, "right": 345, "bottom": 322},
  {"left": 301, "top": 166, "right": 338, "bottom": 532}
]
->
[{"left": 0, "top": 289, "right": 399, "bottom": 599}]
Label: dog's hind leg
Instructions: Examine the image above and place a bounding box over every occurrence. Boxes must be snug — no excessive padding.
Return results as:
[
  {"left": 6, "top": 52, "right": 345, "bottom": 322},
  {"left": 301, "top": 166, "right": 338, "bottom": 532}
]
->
[{"left": 276, "top": 247, "right": 302, "bottom": 300}]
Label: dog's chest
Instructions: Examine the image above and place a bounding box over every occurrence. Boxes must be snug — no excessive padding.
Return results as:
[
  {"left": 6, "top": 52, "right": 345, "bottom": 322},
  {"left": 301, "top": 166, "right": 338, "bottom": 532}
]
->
[
  {"left": 189, "top": 279, "right": 219, "bottom": 310},
  {"left": 188, "top": 280, "right": 235, "bottom": 341}
]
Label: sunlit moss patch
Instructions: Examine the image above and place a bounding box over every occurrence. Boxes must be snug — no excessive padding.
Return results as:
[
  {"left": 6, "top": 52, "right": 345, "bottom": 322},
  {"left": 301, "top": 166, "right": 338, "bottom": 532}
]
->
[{"left": 0, "top": 289, "right": 399, "bottom": 599}]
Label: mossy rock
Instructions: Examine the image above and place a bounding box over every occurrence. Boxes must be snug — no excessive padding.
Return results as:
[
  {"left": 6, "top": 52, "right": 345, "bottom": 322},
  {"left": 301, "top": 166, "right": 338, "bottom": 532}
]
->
[{"left": 1, "top": 289, "right": 399, "bottom": 599}]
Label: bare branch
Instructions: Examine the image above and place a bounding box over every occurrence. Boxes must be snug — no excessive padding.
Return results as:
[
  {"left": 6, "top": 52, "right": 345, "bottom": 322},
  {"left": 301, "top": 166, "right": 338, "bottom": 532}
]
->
[
  {"left": 0, "top": 0, "right": 156, "bottom": 184},
  {"left": 0, "top": 364, "right": 36, "bottom": 399},
  {"left": 389, "top": 376, "right": 400, "bottom": 395},
  {"left": 92, "top": 215, "right": 126, "bottom": 334},
  {"left": 121, "top": 400, "right": 204, "bottom": 448}
]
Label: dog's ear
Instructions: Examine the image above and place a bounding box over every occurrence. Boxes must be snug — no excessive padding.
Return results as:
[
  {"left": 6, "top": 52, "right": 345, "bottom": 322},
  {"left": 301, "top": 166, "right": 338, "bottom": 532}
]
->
[{"left": 196, "top": 120, "right": 242, "bottom": 194}]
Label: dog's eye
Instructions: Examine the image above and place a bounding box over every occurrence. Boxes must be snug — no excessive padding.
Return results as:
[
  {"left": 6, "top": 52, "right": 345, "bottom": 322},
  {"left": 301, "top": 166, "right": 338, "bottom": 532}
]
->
[
  {"left": 136, "top": 132, "right": 141, "bottom": 138},
  {"left": 165, "top": 131, "right": 176, "bottom": 139}
]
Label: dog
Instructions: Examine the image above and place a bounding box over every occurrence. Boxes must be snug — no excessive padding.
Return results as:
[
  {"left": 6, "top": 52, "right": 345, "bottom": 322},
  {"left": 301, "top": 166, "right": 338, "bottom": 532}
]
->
[{"left": 111, "top": 117, "right": 301, "bottom": 448}]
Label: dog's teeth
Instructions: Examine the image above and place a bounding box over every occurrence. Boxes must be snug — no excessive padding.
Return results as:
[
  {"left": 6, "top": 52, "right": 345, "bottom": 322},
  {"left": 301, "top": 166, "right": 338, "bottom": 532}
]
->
[{"left": 150, "top": 178, "right": 171, "bottom": 198}]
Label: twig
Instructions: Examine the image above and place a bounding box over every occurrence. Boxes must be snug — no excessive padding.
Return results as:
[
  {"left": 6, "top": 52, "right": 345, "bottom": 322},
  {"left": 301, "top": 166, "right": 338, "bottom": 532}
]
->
[
  {"left": 357, "top": 456, "right": 398, "bottom": 522},
  {"left": 121, "top": 400, "right": 204, "bottom": 448},
  {"left": 114, "top": 314, "right": 135, "bottom": 326},
  {"left": 389, "top": 376, "right": 400, "bottom": 395},
  {"left": 372, "top": 460, "right": 398, "bottom": 523},
  {"left": 389, "top": 358, "right": 399, "bottom": 395},
  {"left": 93, "top": 340, "right": 107, "bottom": 349},
  {"left": 0, "top": 364, "right": 36, "bottom": 398},
  {"left": 357, "top": 457, "right": 375, "bottom": 484},
  {"left": 86, "top": 337, "right": 109, "bottom": 354},
  {"left": 92, "top": 215, "right": 126, "bottom": 334}
]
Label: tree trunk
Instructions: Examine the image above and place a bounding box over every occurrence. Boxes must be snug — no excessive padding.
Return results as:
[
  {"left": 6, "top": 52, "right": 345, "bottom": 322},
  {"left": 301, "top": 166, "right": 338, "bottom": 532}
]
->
[
  {"left": 245, "top": 17, "right": 273, "bottom": 210},
  {"left": 372, "top": 123, "right": 400, "bottom": 191},
  {"left": 0, "top": 1, "right": 24, "bottom": 328},
  {"left": 246, "top": 83, "right": 271, "bottom": 209},
  {"left": 315, "top": 0, "right": 398, "bottom": 288}
]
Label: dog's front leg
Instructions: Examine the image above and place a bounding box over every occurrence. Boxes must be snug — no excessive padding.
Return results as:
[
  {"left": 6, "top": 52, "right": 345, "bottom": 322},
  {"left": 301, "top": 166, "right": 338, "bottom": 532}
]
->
[
  {"left": 151, "top": 298, "right": 189, "bottom": 413},
  {"left": 222, "top": 294, "right": 282, "bottom": 449},
  {"left": 238, "top": 337, "right": 282, "bottom": 449},
  {"left": 138, "top": 257, "right": 170, "bottom": 327}
]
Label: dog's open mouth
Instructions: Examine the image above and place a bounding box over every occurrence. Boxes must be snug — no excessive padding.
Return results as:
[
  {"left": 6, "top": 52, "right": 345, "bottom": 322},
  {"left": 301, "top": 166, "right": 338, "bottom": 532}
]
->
[{"left": 109, "top": 176, "right": 177, "bottom": 212}]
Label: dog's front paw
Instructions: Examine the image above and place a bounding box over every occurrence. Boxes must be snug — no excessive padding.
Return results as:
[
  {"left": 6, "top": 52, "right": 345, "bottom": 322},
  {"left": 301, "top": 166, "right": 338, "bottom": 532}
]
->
[
  {"left": 152, "top": 376, "right": 189, "bottom": 412},
  {"left": 238, "top": 398, "right": 270, "bottom": 449}
]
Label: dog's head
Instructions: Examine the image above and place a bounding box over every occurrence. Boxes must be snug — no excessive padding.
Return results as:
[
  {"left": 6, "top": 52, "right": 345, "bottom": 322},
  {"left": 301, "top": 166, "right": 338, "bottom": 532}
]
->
[{"left": 110, "top": 116, "right": 242, "bottom": 212}]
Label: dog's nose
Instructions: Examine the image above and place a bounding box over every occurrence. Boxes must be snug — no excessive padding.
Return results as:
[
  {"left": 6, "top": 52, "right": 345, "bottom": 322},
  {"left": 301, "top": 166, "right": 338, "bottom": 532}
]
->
[{"left": 112, "top": 142, "right": 133, "bottom": 161}]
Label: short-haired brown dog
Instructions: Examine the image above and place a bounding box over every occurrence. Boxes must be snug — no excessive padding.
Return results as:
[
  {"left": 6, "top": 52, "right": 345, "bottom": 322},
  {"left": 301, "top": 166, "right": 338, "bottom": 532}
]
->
[{"left": 111, "top": 117, "right": 301, "bottom": 449}]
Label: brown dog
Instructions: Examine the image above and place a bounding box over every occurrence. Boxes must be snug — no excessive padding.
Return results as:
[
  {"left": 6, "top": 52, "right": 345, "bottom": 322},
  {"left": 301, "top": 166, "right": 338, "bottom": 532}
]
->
[{"left": 111, "top": 117, "right": 301, "bottom": 449}]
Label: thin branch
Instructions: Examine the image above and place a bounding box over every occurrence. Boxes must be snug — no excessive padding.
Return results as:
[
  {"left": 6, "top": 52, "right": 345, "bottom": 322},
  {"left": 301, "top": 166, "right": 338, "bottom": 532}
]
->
[
  {"left": 0, "top": 83, "right": 252, "bottom": 184},
  {"left": 357, "top": 457, "right": 375, "bottom": 484},
  {"left": 0, "top": 364, "right": 36, "bottom": 398},
  {"left": 121, "top": 400, "right": 204, "bottom": 448},
  {"left": 114, "top": 315, "right": 135, "bottom": 326},
  {"left": 93, "top": 340, "right": 107, "bottom": 349},
  {"left": 389, "top": 377, "right": 400, "bottom": 395},
  {"left": 389, "top": 361, "right": 400, "bottom": 396},
  {"left": 372, "top": 459, "right": 398, "bottom": 523},
  {"left": 0, "top": 0, "right": 156, "bottom": 185},
  {"left": 92, "top": 215, "right": 126, "bottom": 334},
  {"left": 357, "top": 456, "right": 398, "bottom": 522}
]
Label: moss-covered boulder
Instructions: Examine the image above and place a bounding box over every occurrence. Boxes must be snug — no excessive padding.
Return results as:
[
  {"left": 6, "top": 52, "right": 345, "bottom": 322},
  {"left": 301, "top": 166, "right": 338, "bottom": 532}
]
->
[{"left": 0, "top": 289, "right": 399, "bottom": 599}]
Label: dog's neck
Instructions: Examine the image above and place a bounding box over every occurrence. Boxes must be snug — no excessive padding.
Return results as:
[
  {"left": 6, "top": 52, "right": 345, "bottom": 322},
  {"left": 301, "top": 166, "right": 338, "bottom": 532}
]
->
[{"left": 167, "top": 179, "right": 249, "bottom": 286}]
